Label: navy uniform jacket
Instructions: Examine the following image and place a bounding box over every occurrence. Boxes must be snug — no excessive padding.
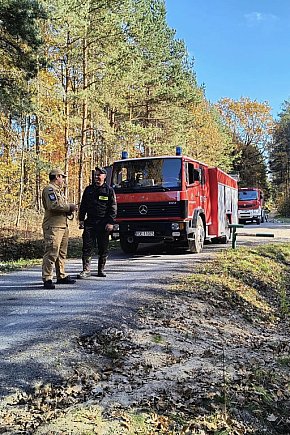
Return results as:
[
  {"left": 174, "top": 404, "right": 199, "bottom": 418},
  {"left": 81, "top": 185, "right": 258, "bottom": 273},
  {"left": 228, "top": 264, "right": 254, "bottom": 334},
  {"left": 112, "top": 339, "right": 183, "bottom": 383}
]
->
[{"left": 79, "top": 183, "right": 117, "bottom": 226}]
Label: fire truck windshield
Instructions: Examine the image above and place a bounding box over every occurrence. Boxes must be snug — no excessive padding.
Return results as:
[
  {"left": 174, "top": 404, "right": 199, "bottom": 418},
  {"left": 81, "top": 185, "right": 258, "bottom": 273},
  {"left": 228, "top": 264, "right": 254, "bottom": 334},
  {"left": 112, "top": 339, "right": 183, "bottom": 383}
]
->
[
  {"left": 112, "top": 157, "right": 182, "bottom": 192},
  {"left": 238, "top": 190, "right": 258, "bottom": 201}
]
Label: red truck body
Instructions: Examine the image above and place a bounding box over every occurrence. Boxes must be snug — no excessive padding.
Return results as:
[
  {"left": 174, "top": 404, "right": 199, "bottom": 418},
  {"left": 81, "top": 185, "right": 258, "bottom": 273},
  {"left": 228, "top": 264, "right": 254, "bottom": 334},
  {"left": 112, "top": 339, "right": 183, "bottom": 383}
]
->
[
  {"left": 238, "top": 187, "right": 265, "bottom": 224},
  {"left": 110, "top": 150, "right": 238, "bottom": 253}
]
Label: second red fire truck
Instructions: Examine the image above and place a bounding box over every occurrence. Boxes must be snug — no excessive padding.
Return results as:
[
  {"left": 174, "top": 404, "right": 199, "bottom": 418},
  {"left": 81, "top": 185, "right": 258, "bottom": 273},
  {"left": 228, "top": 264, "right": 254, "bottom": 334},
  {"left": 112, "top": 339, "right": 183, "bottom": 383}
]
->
[
  {"left": 238, "top": 187, "right": 266, "bottom": 225},
  {"left": 110, "top": 148, "right": 238, "bottom": 254}
]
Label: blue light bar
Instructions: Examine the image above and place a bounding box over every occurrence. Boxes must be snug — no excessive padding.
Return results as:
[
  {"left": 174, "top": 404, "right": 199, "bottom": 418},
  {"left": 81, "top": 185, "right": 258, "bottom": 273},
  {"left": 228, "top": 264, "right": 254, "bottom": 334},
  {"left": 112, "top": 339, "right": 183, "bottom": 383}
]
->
[
  {"left": 121, "top": 151, "right": 128, "bottom": 159},
  {"left": 176, "top": 146, "right": 182, "bottom": 156}
]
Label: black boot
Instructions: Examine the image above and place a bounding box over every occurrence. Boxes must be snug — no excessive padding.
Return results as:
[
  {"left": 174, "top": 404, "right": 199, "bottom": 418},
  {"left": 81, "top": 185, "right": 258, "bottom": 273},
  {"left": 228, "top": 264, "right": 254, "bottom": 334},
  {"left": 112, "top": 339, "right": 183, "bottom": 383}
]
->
[
  {"left": 43, "top": 279, "right": 55, "bottom": 289},
  {"left": 97, "top": 256, "right": 107, "bottom": 277},
  {"left": 56, "top": 275, "right": 76, "bottom": 284}
]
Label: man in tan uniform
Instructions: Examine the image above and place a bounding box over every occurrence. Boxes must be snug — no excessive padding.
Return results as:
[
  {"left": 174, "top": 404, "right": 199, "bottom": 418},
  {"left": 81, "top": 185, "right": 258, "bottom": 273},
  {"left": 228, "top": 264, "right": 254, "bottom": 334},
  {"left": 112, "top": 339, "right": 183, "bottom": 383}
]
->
[{"left": 42, "top": 168, "right": 77, "bottom": 289}]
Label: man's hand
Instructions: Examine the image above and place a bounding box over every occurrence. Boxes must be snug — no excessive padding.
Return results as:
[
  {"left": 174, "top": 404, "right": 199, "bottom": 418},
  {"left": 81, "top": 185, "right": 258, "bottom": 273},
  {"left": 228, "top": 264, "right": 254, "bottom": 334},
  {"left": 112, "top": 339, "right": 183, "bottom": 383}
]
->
[
  {"left": 79, "top": 221, "right": 85, "bottom": 229},
  {"left": 105, "top": 223, "right": 113, "bottom": 232},
  {"left": 69, "top": 203, "right": 78, "bottom": 213}
]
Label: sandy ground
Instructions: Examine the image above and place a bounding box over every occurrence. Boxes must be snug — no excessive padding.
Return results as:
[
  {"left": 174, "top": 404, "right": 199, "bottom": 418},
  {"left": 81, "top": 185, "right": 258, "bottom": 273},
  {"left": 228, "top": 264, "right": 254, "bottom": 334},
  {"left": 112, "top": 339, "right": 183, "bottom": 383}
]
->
[{"left": 0, "top": 219, "right": 289, "bottom": 434}]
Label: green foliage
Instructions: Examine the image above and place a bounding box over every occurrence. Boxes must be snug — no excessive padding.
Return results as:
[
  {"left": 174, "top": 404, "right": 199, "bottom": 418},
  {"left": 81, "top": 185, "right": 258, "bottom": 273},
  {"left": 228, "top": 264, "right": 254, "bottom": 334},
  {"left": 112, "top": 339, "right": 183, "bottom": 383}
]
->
[
  {"left": 0, "top": 236, "right": 83, "bottom": 263},
  {"left": 1, "top": 0, "right": 238, "bottom": 213},
  {"left": 0, "top": 258, "right": 41, "bottom": 273},
  {"left": 151, "top": 333, "right": 164, "bottom": 344},
  {"left": 0, "top": 236, "right": 44, "bottom": 261},
  {"left": 234, "top": 142, "right": 270, "bottom": 196},
  {"left": 276, "top": 195, "right": 290, "bottom": 217},
  {"left": 0, "top": 0, "right": 45, "bottom": 48},
  {"left": 0, "top": 0, "right": 46, "bottom": 113},
  {"left": 269, "top": 100, "right": 290, "bottom": 206}
]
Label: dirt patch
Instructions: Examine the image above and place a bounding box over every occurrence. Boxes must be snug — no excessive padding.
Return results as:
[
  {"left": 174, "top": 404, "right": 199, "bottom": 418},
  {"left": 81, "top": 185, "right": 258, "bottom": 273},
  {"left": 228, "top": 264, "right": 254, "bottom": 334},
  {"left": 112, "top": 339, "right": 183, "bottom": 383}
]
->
[
  {"left": 0, "top": 244, "right": 290, "bottom": 434},
  {"left": 74, "top": 293, "right": 289, "bottom": 434}
]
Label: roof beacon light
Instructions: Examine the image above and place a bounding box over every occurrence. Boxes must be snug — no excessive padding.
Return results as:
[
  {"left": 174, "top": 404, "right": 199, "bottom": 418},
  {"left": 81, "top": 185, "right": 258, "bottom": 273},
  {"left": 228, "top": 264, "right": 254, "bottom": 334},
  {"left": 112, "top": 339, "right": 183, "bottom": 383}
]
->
[
  {"left": 176, "top": 146, "right": 182, "bottom": 156},
  {"left": 121, "top": 151, "right": 128, "bottom": 159}
]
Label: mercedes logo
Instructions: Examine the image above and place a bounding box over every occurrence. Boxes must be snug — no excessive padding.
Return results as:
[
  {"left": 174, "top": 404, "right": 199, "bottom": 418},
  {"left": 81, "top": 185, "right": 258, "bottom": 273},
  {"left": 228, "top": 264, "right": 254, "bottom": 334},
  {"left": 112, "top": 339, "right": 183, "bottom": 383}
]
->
[{"left": 139, "top": 204, "right": 148, "bottom": 215}]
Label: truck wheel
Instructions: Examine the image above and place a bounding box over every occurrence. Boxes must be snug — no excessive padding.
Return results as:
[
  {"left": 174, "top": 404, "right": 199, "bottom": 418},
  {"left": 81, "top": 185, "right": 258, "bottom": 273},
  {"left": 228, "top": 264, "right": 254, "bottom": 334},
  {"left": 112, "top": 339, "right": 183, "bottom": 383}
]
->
[
  {"left": 188, "top": 216, "right": 205, "bottom": 253},
  {"left": 120, "top": 237, "right": 139, "bottom": 254}
]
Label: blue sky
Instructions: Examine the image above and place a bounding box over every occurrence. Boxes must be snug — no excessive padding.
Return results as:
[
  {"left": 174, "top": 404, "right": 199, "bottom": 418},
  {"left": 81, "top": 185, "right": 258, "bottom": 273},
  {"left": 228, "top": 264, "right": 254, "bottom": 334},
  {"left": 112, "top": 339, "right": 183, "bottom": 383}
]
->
[{"left": 165, "top": 0, "right": 290, "bottom": 119}]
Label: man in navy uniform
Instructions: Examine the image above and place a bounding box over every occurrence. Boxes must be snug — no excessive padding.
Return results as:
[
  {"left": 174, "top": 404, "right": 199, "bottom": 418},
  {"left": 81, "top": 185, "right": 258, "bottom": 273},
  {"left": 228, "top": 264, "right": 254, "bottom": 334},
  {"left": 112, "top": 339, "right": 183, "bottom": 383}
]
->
[
  {"left": 42, "top": 168, "right": 77, "bottom": 289},
  {"left": 77, "top": 166, "right": 117, "bottom": 279}
]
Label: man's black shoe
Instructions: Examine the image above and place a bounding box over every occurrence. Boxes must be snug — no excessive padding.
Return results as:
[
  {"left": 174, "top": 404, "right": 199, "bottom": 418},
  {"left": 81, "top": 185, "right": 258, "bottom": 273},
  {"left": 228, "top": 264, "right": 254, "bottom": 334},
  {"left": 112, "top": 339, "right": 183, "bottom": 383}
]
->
[
  {"left": 56, "top": 276, "right": 76, "bottom": 284},
  {"left": 97, "top": 271, "right": 106, "bottom": 277},
  {"left": 43, "top": 280, "right": 55, "bottom": 289}
]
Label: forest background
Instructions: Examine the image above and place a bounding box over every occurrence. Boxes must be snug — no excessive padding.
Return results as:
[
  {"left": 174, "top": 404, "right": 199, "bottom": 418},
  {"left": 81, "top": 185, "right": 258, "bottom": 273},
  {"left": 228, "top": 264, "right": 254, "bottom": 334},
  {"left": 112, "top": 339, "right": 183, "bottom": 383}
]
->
[{"left": 1, "top": 0, "right": 290, "bottom": 232}]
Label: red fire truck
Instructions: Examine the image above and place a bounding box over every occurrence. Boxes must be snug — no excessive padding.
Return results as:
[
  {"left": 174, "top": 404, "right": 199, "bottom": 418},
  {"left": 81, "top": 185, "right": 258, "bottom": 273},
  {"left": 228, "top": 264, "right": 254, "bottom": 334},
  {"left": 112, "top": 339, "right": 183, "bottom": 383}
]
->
[
  {"left": 238, "top": 187, "right": 265, "bottom": 225},
  {"left": 110, "top": 148, "right": 238, "bottom": 254}
]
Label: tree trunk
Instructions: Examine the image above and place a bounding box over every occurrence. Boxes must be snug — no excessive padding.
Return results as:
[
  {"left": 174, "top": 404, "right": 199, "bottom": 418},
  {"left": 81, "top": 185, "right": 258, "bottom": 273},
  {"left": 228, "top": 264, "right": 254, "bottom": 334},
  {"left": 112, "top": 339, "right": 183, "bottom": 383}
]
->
[
  {"left": 16, "top": 117, "right": 26, "bottom": 227},
  {"left": 35, "top": 114, "right": 41, "bottom": 212},
  {"left": 63, "top": 30, "right": 71, "bottom": 199},
  {"left": 78, "top": 35, "right": 88, "bottom": 203}
]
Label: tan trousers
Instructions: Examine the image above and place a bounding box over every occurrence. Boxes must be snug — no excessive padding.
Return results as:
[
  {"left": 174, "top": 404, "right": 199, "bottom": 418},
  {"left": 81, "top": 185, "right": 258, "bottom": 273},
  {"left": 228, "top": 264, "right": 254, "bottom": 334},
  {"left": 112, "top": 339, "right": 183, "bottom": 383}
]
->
[{"left": 42, "top": 226, "right": 69, "bottom": 281}]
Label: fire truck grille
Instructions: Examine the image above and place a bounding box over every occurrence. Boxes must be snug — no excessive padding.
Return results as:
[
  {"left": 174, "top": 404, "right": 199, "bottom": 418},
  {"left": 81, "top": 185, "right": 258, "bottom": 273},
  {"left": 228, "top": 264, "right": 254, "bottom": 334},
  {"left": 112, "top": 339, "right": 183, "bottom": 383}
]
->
[{"left": 117, "top": 201, "right": 184, "bottom": 218}]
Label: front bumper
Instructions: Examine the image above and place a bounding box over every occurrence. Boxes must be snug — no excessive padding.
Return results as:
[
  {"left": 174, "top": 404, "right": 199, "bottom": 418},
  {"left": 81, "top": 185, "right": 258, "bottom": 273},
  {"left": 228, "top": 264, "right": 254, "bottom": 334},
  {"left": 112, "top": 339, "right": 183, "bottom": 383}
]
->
[
  {"left": 112, "top": 221, "right": 188, "bottom": 243},
  {"left": 238, "top": 209, "right": 260, "bottom": 220}
]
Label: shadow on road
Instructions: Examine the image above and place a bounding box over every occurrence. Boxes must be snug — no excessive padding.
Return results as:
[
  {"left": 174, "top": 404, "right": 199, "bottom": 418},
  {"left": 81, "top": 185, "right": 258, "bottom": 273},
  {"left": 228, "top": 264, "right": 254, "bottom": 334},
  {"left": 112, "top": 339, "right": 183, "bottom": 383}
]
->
[{"left": 1, "top": 221, "right": 289, "bottom": 399}]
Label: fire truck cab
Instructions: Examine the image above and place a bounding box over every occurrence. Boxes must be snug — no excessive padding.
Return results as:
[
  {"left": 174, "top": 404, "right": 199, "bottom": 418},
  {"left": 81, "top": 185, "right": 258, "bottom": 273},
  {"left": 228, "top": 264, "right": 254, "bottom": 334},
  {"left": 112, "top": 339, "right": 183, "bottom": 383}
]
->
[
  {"left": 238, "top": 187, "right": 265, "bottom": 225},
  {"left": 110, "top": 149, "right": 238, "bottom": 254}
]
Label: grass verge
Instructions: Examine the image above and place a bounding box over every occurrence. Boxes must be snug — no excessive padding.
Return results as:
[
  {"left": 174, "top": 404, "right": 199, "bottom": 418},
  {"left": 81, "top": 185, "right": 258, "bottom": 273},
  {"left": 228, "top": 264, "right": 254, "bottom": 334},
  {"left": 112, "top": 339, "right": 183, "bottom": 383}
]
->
[
  {"left": 0, "top": 243, "right": 289, "bottom": 434},
  {"left": 176, "top": 243, "right": 290, "bottom": 321}
]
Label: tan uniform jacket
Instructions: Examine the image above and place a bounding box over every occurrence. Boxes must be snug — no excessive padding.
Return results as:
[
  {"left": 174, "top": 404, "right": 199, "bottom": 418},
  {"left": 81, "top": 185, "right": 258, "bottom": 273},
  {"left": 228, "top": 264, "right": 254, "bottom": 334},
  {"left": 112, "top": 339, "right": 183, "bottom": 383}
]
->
[{"left": 42, "top": 182, "right": 71, "bottom": 228}]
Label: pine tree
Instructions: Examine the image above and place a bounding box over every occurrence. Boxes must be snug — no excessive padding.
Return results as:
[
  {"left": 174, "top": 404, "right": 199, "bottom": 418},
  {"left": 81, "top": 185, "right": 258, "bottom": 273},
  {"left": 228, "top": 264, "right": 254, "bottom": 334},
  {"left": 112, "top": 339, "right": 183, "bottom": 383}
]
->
[
  {"left": 269, "top": 101, "right": 290, "bottom": 214},
  {"left": 0, "top": 0, "right": 46, "bottom": 113}
]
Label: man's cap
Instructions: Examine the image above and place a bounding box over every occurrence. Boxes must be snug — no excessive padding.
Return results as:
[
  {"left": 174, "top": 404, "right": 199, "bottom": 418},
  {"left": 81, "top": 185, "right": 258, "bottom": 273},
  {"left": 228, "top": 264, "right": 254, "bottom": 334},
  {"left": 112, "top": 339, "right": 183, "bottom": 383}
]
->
[
  {"left": 95, "top": 166, "right": 107, "bottom": 175},
  {"left": 49, "top": 168, "right": 67, "bottom": 177}
]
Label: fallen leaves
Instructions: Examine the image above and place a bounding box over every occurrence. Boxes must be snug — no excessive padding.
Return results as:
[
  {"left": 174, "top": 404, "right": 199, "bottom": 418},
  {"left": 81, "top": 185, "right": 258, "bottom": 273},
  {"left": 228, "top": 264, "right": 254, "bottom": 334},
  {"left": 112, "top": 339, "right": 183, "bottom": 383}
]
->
[{"left": 1, "top": 244, "right": 290, "bottom": 434}]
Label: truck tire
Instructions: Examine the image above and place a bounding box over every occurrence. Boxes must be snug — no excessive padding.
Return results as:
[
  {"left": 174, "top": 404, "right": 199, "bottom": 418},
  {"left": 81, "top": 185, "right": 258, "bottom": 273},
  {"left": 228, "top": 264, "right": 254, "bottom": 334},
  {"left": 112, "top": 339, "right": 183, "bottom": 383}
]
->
[
  {"left": 188, "top": 216, "right": 205, "bottom": 253},
  {"left": 120, "top": 237, "right": 139, "bottom": 254}
]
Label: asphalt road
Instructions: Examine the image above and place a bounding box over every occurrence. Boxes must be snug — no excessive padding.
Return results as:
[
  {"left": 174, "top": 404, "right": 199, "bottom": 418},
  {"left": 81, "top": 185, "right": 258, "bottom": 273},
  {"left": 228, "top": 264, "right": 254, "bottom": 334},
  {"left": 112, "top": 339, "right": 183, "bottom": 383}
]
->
[{"left": 0, "top": 221, "right": 289, "bottom": 398}]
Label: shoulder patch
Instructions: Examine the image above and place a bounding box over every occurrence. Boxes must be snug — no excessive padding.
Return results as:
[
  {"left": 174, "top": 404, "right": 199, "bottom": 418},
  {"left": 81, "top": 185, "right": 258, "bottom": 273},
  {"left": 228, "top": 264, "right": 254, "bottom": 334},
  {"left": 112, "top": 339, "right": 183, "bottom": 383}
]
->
[{"left": 49, "top": 193, "right": 57, "bottom": 201}]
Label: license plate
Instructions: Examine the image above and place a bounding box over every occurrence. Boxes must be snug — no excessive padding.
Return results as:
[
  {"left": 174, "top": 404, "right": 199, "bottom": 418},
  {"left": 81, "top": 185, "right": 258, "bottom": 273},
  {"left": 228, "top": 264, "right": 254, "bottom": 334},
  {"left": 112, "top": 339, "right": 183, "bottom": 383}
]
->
[{"left": 135, "top": 231, "right": 154, "bottom": 237}]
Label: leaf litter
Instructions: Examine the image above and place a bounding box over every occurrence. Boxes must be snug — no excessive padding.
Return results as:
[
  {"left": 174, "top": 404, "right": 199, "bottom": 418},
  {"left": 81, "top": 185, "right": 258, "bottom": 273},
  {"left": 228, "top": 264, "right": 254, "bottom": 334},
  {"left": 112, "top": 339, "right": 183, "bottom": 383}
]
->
[{"left": 0, "top": 244, "right": 289, "bottom": 434}]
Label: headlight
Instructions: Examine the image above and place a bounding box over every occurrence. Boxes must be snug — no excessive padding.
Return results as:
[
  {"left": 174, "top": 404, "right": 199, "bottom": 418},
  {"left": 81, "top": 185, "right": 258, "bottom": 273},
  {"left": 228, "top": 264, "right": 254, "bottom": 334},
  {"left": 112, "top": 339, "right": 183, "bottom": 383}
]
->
[
  {"left": 171, "top": 223, "right": 180, "bottom": 230},
  {"left": 113, "top": 224, "right": 119, "bottom": 231}
]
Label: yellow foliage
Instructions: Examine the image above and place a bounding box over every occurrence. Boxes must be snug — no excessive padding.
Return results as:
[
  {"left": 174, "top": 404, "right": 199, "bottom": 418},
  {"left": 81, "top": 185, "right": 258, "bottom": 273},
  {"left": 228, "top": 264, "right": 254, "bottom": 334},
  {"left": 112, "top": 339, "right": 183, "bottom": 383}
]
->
[
  {"left": 216, "top": 97, "right": 274, "bottom": 149},
  {"left": 185, "top": 96, "right": 235, "bottom": 170}
]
